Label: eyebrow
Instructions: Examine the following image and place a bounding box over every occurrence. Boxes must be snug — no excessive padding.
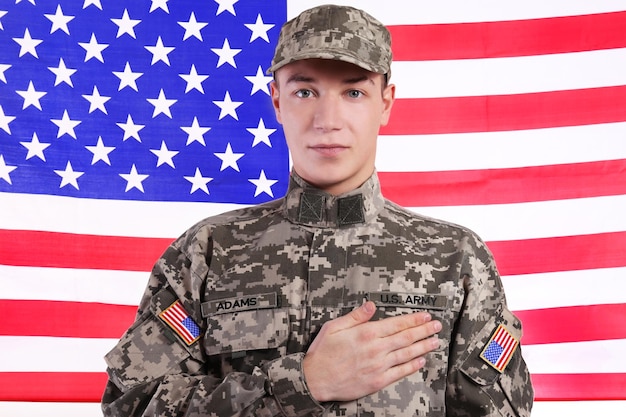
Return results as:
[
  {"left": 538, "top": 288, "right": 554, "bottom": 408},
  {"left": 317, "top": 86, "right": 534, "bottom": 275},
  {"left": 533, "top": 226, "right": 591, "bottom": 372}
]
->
[
  {"left": 285, "top": 74, "right": 314, "bottom": 84},
  {"left": 343, "top": 75, "right": 373, "bottom": 85},
  {"left": 285, "top": 73, "right": 374, "bottom": 86}
]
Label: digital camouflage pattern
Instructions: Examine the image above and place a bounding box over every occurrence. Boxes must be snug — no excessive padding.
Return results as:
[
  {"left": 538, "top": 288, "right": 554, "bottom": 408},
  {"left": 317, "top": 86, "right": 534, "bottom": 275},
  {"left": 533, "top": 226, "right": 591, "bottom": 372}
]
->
[
  {"left": 268, "top": 5, "right": 392, "bottom": 75},
  {"left": 102, "top": 172, "right": 534, "bottom": 416}
]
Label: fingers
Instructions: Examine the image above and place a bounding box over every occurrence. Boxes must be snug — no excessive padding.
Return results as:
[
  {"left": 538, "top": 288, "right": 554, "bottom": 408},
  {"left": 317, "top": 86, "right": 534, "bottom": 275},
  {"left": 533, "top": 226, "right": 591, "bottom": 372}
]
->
[
  {"left": 381, "top": 328, "right": 441, "bottom": 385},
  {"left": 384, "top": 317, "right": 442, "bottom": 352},
  {"left": 387, "top": 330, "right": 440, "bottom": 367},
  {"left": 327, "top": 302, "right": 441, "bottom": 343},
  {"left": 382, "top": 356, "right": 429, "bottom": 386},
  {"left": 325, "top": 301, "right": 378, "bottom": 333},
  {"left": 377, "top": 310, "right": 435, "bottom": 338}
]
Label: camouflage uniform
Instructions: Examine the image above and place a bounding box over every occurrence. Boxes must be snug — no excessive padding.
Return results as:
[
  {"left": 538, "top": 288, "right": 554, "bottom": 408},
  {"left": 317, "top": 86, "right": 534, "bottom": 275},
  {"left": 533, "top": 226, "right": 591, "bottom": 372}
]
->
[{"left": 102, "top": 172, "right": 534, "bottom": 416}]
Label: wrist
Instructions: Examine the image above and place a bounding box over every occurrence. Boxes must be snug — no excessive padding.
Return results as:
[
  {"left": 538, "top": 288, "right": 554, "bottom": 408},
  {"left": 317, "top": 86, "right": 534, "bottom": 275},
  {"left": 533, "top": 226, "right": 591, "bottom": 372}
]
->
[
  {"left": 265, "top": 353, "right": 325, "bottom": 417},
  {"left": 302, "top": 352, "right": 331, "bottom": 402}
]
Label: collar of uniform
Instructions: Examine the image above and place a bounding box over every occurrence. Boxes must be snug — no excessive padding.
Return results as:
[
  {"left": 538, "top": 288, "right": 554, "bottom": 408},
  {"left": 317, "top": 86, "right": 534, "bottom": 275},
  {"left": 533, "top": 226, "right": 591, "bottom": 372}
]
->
[{"left": 282, "top": 172, "right": 385, "bottom": 228}]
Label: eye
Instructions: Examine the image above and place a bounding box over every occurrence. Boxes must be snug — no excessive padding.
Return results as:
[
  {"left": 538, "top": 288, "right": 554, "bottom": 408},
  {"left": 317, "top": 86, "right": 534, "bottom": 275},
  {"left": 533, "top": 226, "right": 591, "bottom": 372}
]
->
[
  {"left": 295, "top": 89, "right": 314, "bottom": 98},
  {"left": 347, "top": 89, "right": 363, "bottom": 98}
]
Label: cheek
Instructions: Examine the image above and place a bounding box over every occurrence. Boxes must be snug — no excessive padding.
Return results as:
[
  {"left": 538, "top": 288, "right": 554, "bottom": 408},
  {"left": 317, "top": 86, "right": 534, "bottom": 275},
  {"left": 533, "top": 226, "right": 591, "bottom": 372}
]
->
[
  {"left": 280, "top": 105, "right": 311, "bottom": 136},
  {"left": 360, "top": 108, "right": 386, "bottom": 137},
  {"left": 278, "top": 117, "right": 298, "bottom": 142},
  {"left": 283, "top": 131, "right": 305, "bottom": 162}
]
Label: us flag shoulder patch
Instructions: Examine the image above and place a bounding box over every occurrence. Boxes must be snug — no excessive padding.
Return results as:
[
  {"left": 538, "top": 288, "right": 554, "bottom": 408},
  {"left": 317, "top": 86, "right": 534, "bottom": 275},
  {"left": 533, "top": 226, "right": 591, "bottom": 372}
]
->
[
  {"left": 159, "top": 300, "right": 201, "bottom": 346},
  {"left": 480, "top": 324, "right": 519, "bottom": 373}
]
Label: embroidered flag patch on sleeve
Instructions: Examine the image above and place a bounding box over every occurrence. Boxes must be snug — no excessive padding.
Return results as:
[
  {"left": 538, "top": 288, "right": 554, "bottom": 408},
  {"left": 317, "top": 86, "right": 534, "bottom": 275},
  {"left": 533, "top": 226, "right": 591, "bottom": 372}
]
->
[
  {"left": 480, "top": 324, "right": 519, "bottom": 372},
  {"left": 159, "top": 300, "right": 201, "bottom": 345}
]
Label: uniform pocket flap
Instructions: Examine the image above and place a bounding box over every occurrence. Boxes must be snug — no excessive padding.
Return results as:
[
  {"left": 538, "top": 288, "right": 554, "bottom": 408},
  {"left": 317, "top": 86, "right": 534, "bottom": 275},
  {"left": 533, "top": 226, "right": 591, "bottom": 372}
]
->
[{"left": 204, "top": 307, "right": 290, "bottom": 356}]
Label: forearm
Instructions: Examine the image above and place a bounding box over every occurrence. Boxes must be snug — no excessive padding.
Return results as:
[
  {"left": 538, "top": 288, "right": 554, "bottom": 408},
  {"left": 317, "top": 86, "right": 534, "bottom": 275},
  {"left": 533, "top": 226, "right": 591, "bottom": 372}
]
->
[{"left": 102, "top": 353, "right": 324, "bottom": 417}]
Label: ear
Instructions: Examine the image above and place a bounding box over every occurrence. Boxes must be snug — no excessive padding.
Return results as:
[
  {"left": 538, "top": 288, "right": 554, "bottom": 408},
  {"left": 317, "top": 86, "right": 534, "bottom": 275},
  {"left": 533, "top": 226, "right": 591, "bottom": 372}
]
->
[
  {"left": 270, "top": 81, "right": 283, "bottom": 124},
  {"left": 380, "top": 83, "right": 396, "bottom": 127}
]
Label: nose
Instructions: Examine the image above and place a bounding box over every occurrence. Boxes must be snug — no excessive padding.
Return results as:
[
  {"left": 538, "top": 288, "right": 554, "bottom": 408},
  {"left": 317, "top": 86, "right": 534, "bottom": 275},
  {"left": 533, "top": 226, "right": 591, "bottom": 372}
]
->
[{"left": 313, "top": 94, "right": 343, "bottom": 132}]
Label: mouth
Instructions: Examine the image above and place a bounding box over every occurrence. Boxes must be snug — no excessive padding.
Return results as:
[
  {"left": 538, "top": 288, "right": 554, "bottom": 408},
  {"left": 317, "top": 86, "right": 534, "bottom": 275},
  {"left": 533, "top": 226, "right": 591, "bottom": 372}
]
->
[{"left": 310, "top": 144, "right": 348, "bottom": 157}]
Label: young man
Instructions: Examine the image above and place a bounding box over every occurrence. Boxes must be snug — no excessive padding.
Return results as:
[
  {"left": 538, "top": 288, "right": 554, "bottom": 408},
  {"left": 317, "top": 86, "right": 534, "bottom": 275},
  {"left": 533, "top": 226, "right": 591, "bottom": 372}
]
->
[{"left": 102, "top": 5, "right": 534, "bottom": 416}]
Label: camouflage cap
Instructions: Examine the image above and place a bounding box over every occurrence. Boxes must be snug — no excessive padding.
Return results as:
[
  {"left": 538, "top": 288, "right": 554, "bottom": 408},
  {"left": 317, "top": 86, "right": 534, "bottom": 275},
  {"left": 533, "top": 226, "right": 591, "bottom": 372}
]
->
[{"left": 268, "top": 4, "right": 392, "bottom": 75}]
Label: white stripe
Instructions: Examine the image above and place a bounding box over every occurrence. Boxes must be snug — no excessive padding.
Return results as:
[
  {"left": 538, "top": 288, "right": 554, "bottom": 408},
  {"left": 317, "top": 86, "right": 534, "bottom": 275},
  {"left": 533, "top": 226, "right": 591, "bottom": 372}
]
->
[
  {"left": 532, "top": 401, "right": 626, "bottom": 417},
  {"left": 0, "top": 337, "right": 117, "bottom": 372},
  {"left": 0, "top": 191, "right": 244, "bottom": 238},
  {"left": 3, "top": 192, "right": 625, "bottom": 244},
  {"left": 377, "top": 122, "right": 626, "bottom": 172},
  {"left": 0, "top": 402, "right": 103, "bottom": 417},
  {"left": 2, "top": 335, "right": 624, "bottom": 375},
  {"left": 289, "top": 0, "right": 626, "bottom": 24},
  {"left": 392, "top": 48, "right": 626, "bottom": 98},
  {"left": 2, "top": 266, "right": 623, "bottom": 314},
  {"left": 410, "top": 194, "right": 626, "bottom": 242},
  {"left": 0, "top": 265, "right": 147, "bottom": 305},
  {"left": 1, "top": 401, "right": 624, "bottom": 417},
  {"left": 168, "top": 304, "right": 186, "bottom": 321},
  {"left": 523, "top": 338, "right": 626, "bottom": 373},
  {"left": 5, "top": 265, "right": 624, "bottom": 312},
  {"left": 502, "top": 267, "right": 626, "bottom": 311}
]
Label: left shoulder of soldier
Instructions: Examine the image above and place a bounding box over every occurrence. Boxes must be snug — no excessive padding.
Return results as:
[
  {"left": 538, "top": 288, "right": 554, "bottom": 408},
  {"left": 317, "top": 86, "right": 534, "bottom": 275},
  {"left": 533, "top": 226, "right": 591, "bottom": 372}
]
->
[{"left": 383, "top": 198, "right": 481, "bottom": 240}]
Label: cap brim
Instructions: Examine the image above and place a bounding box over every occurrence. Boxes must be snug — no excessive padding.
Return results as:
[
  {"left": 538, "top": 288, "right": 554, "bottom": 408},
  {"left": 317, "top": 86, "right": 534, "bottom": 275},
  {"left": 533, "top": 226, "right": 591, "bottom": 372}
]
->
[{"left": 268, "top": 48, "right": 387, "bottom": 75}]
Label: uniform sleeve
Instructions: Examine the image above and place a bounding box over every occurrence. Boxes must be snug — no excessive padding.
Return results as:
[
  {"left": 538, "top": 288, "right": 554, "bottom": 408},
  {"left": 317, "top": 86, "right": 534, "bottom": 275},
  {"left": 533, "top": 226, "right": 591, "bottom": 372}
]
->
[
  {"left": 101, "top": 230, "right": 325, "bottom": 417},
  {"left": 445, "top": 233, "right": 534, "bottom": 417}
]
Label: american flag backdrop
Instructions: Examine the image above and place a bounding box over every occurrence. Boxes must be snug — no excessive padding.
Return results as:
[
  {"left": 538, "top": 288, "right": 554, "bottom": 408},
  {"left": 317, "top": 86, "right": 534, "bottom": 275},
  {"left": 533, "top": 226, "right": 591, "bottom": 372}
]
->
[{"left": 1, "top": 0, "right": 625, "bottom": 415}]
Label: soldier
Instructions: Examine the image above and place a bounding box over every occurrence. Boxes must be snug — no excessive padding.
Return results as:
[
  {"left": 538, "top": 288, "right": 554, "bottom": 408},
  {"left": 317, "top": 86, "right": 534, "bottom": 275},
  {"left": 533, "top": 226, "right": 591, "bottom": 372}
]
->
[{"left": 102, "top": 4, "right": 534, "bottom": 416}]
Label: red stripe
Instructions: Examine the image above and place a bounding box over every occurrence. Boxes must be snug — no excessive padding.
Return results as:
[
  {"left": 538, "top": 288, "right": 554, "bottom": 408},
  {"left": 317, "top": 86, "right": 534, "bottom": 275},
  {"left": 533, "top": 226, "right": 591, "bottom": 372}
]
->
[
  {"left": 495, "top": 338, "right": 516, "bottom": 370},
  {"left": 0, "top": 300, "right": 135, "bottom": 338},
  {"left": 0, "top": 372, "right": 107, "bottom": 402},
  {"left": 488, "top": 231, "right": 626, "bottom": 276},
  {"left": 3, "top": 230, "right": 626, "bottom": 285},
  {"left": 494, "top": 327, "right": 505, "bottom": 343},
  {"left": 517, "top": 304, "right": 626, "bottom": 345},
  {"left": 495, "top": 327, "right": 509, "bottom": 345},
  {"left": 170, "top": 303, "right": 186, "bottom": 320},
  {"left": 3, "top": 300, "right": 625, "bottom": 346},
  {"left": 381, "top": 85, "right": 626, "bottom": 135},
  {"left": 1, "top": 371, "right": 622, "bottom": 402},
  {"left": 491, "top": 326, "right": 517, "bottom": 370},
  {"left": 0, "top": 229, "right": 171, "bottom": 271},
  {"left": 389, "top": 11, "right": 626, "bottom": 61},
  {"left": 379, "top": 159, "right": 626, "bottom": 206},
  {"left": 531, "top": 373, "right": 626, "bottom": 401}
]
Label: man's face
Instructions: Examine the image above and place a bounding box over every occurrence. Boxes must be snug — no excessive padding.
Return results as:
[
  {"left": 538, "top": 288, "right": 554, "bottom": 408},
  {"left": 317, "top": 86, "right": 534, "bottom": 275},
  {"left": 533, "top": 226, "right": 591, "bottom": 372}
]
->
[{"left": 271, "top": 59, "right": 395, "bottom": 195}]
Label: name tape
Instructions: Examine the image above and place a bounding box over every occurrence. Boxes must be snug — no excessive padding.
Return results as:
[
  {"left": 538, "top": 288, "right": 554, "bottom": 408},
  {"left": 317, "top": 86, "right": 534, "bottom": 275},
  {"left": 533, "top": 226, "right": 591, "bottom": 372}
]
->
[
  {"left": 368, "top": 292, "right": 449, "bottom": 310},
  {"left": 202, "top": 292, "right": 278, "bottom": 317}
]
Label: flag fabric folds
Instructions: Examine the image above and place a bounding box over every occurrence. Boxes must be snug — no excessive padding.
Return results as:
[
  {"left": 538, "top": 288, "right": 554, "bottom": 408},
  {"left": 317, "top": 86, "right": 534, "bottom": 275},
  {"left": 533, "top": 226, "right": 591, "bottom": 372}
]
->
[{"left": 1, "top": 0, "right": 625, "bottom": 415}]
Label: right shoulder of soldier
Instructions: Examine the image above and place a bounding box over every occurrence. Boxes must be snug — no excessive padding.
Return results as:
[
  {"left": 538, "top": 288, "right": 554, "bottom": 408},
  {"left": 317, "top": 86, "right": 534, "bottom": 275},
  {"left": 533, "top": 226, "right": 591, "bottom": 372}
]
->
[{"left": 172, "top": 198, "right": 284, "bottom": 250}]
